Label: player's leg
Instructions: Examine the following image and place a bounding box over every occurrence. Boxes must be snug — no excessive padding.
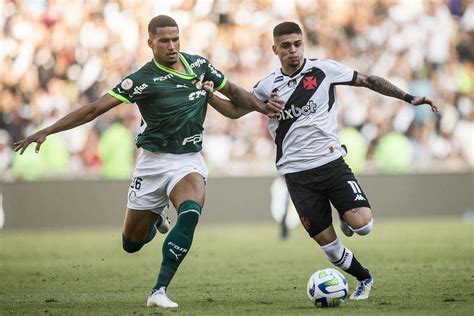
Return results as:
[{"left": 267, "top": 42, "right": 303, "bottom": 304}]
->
[
  {"left": 335, "top": 173, "right": 373, "bottom": 237},
  {"left": 122, "top": 208, "right": 159, "bottom": 253},
  {"left": 147, "top": 172, "right": 205, "bottom": 308},
  {"left": 155, "top": 172, "right": 205, "bottom": 287},
  {"left": 328, "top": 159, "right": 373, "bottom": 299},
  {"left": 342, "top": 207, "right": 373, "bottom": 236},
  {"left": 285, "top": 167, "right": 369, "bottom": 287},
  {"left": 313, "top": 226, "right": 372, "bottom": 299},
  {"left": 122, "top": 171, "right": 171, "bottom": 253}
]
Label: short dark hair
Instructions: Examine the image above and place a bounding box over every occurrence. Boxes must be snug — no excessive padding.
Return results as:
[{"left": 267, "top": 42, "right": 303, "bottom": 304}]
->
[
  {"left": 148, "top": 15, "right": 179, "bottom": 35},
  {"left": 273, "top": 22, "right": 302, "bottom": 38}
]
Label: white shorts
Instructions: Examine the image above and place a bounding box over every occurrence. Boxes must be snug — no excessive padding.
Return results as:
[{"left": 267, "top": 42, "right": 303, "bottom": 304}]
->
[{"left": 127, "top": 149, "right": 208, "bottom": 214}]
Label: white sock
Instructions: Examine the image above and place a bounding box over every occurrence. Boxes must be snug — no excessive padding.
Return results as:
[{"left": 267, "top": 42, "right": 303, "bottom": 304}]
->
[{"left": 321, "top": 238, "right": 353, "bottom": 270}]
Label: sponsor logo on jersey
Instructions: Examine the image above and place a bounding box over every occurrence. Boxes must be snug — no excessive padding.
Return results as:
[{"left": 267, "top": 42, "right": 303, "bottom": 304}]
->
[
  {"left": 276, "top": 100, "right": 317, "bottom": 121},
  {"left": 182, "top": 133, "right": 203, "bottom": 145},
  {"left": 153, "top": 74, "right": 173, "bottom": 82},
  {"left": 188, "top": 90, "right": 207, "bottom": 101},
  {"left": 208, "top": 64, "right": 222, "bottom": 78},
  {"left": 354, "top": 194, "right": 366, "bottom": 201},
  {"left": 128, "top": 83, "right": 148, "bottom": 98},
  {"left": 121, "top": 78, "right": 133, "bottom": 90},
  {"left": 288, "top": 79, "right": 297, "bottom": 88},
  {"left": 176, "top": 84, "right": 188, "bottom": 88},
  {"left": 190, "top": 58, "right": 206, "bottom": 68}
]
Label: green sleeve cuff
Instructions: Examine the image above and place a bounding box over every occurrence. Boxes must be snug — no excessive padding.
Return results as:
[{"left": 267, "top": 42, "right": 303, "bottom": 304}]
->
[
  {"left": 108, "top": 90, "right": 131, "bottom": 104},
  {"left": 214, "top": 76, "right": 228, "bottom": 92}
]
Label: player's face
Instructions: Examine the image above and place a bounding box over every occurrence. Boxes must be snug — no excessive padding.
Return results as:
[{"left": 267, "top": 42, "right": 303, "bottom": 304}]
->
[
  {"left": 272, "top": 33, "right": 304, "bottom": 72},
  {"left": 148, "top": 27, "right": 180, "bottom": 66}
]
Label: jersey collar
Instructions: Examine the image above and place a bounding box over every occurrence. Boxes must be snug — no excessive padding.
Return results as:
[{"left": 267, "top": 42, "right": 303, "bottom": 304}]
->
[
  {"left": 280, "top": 58, "right": 307, "bottom": 78},
  {"left": 153, "top": 53, "right": 197, "bottom": 80}
]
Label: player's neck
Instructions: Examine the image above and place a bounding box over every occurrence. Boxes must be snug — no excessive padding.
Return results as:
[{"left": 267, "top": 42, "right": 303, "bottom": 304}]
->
[
  {"left": 281, "top": 59, "right": 305, "bottom": 77},
  {"left": 155, "top": 55, "right": 186, "bottom": 73},
  {"left": 167, "top": 59, "right": 186, "bottom": 73}
]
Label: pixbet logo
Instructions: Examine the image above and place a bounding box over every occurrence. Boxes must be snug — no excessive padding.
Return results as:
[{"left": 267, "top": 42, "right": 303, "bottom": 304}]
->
[{"left": 277, "top": 100, "right": 317, "bottom": 121}]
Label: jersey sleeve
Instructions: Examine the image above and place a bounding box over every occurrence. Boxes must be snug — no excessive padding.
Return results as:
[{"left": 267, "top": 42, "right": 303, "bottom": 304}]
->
[
  {"left": 108, "top": 73, "right": 150, "bottom": 104},
  {"left": 321, "top": 59, "right": 358, "bottom": 86},
  {"left": 251, "top": 78, "right": 272, "bottom": 102},
  {"left": 203, "top": 60, "right": 227, "bottom": 92}
]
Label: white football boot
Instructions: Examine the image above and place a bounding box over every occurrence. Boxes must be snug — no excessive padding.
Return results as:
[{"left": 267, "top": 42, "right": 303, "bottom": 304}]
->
[
  {"left": 339, "top": 218, "right": 354, "bottom": 237},
  {"left": 156, "top": 210, "right": 171, "bottom": 234},
  {"left": 350, "top": 277, "right": 373, "bottom": 300},
  {"left": 146, "top": 287, "right": 178, "bottom": 308}
]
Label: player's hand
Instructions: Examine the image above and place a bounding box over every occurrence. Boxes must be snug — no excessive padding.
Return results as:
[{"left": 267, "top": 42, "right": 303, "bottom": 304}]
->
[
  {"left": 202, "top": 81, "right": 214, "bottom": 99},
  {"left": 267, "top": 92, "right": 284, "bottom": 118},
  {"left": 411, "top": 96, "right": 439, "bottom": 113},
  {"left": 13, "top": 130, "right": 48, "bottom": 155}
]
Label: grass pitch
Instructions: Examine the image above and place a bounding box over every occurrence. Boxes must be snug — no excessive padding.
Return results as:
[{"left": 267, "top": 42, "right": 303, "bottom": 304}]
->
[{"left": 1, "top": 217, "right": 473, "bottom": 315}]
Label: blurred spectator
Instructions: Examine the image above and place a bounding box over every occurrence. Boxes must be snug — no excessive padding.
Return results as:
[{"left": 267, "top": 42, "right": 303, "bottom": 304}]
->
[
  {"left": 375, "top": 132, "right": 413, "bottom": 173},
  {"left": 98, "top": 119, "right": 134, "bottom": 179},
  {"left": 1, "top": 0, "right": 473, "bottom": 181},
  {"left": 338, "top": 127, "right": 368, "bottom": 174}
]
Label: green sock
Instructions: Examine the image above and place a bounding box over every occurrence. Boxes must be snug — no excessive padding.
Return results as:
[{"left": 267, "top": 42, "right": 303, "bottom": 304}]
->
[
  {"left": 154, "top": 200, "right": 201, "bottom": 290},
  {"left": 122, "top": 226, "right": 157, "bottom": 253}
]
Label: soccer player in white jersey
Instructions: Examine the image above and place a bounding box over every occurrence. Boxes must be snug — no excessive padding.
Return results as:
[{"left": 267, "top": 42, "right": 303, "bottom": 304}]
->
[{"left": 205, "top": 21, "right": 438, "bottom": 300}]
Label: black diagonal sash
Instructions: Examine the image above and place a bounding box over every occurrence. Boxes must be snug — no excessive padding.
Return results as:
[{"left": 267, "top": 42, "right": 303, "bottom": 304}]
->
[{"left": 274, "top": 67, "right": 326, "bottom": 163}]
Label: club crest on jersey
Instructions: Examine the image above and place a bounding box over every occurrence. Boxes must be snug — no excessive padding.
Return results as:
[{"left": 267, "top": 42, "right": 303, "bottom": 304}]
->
[
  {"left": 303, "top": 76, "right": 317, "bottom": 90},
  {"left": 192, "top": 73, "right": 205, "bottom": 89},
  {"left": 121, "top": 78, "right": 133, "bottom": 90},
  {"left": 277, "top": 100, "right": 317, "bottom": 121}
]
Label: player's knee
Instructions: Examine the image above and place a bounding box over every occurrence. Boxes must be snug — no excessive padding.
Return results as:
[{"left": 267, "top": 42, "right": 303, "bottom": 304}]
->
[
  {"left": 352, "top": 218, "right": 373, "bottom": 236},
  {"left": 122, "top": 235, "right": 144, "bottom": 253}
]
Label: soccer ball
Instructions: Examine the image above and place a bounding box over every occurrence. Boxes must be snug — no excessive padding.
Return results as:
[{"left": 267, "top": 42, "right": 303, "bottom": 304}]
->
[{"left": 307, "top": 268, "right": 348, "bottom": 307}]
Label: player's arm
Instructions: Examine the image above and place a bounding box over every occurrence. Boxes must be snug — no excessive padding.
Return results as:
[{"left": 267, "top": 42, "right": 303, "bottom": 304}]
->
[
  {"left": 217, "top": 80, "right": 283, "bottom": 116},
  {"left": 13, "top": 93, "right": 122, "bottom": 154},
  {"left": 208, "top": 95, "right": 253, "bottom": 119},
  {"left": 353, "top": 73, "right": 439, "bottom": 112},
  {"left": 203, "top": 81, "right": 282, "bottom": 119}
]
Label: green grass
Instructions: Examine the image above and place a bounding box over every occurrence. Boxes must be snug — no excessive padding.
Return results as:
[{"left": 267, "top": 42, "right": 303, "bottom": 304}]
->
[{"left": 1, "top": 217, "right": 473, "bottom": 315}]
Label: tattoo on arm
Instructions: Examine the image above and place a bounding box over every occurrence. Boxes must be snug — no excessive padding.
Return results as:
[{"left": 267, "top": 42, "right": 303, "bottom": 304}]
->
[
  {"left": 354, "top": 73, "right": 407, "bottom": 100},
  {"left": 224, "top": 82, "right": 265, "bottom": 113}
]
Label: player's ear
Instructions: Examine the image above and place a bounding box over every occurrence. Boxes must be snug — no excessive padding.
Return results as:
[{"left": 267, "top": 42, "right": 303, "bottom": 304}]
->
[
  {"left": 147, "top": 38, "right": 153, "bottom": 49},
  {"left": 272, "top": 45, "right": 277, "bottom": 55}
]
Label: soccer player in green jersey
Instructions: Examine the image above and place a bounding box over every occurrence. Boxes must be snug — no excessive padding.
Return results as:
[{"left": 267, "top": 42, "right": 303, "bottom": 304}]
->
[{"left": 14, "top": 15, "right": 283, "bottom": 308}]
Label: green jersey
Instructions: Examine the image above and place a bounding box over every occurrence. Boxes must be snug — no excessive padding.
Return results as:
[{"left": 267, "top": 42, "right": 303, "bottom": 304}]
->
[{"left": 108, "top": 53, "right": 227, "bottom": 154}]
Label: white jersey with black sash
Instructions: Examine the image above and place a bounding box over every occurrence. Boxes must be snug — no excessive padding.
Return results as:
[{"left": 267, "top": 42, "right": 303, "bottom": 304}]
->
[{"left": 252, "top": 58, "right": 357, "bottom": 175}]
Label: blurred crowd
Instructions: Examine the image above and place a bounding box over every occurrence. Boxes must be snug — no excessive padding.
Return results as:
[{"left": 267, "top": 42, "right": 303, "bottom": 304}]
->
[{"left": 1, "top": 0, "right": 473, "bottom": 180}]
